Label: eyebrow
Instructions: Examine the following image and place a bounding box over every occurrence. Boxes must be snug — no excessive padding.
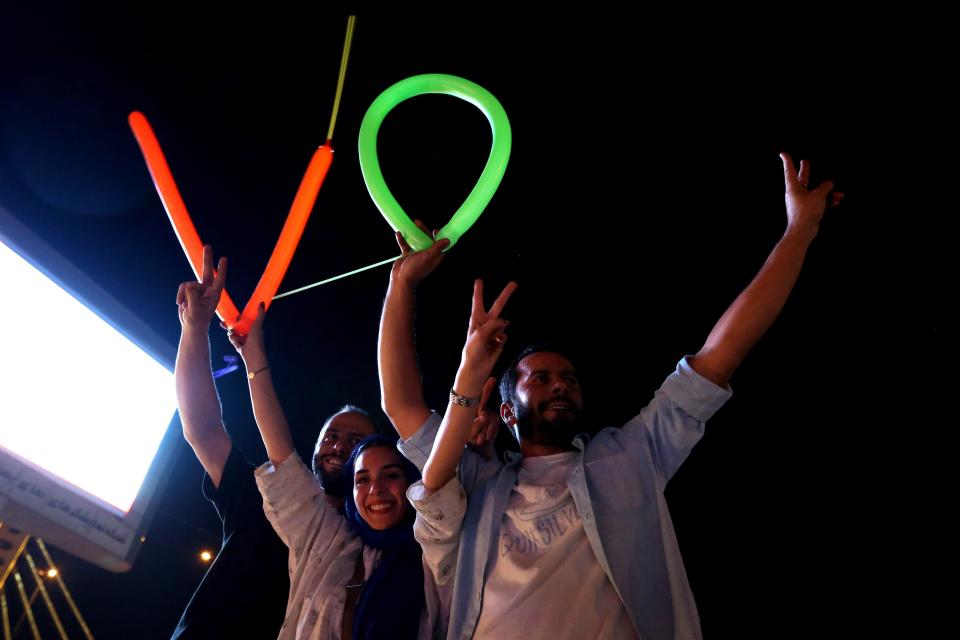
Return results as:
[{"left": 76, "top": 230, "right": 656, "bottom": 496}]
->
[
  {"left": 355, "top": 463, "right": 403, "bottom": 476},
  {"left": 324, "top": 428, "right": 367, "bottom": 439},
  {"left": 526, "top": 368, "right": 577, "bottom": 377}
]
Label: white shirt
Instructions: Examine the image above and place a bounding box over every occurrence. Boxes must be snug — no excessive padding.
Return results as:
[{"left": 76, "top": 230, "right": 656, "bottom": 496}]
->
[
  {"left": 474, "top": 451, "right": 637, "bottom": 639},
  {"left": 256, "top": 452, "right": 448, "bottom": 639}
]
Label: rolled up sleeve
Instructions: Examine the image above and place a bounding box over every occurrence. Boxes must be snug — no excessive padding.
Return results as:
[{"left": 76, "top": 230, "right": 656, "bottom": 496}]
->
[
  {"left": 255, "top": 452, "right": 335, "bottom": 567},
  {"left": 625, "top": 356, "right": 733, "bottom": 480},
  {"left": 398, "top": 411, "right": 442, "bottom": 472},
  {"left": 408, "top": 477, "right": 467, "bottom": 587}
]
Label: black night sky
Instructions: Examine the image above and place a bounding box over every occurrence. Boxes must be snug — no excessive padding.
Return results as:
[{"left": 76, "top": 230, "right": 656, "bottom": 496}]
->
[{"left": 0, "top": 7, "right": 939, "bottom": 639}]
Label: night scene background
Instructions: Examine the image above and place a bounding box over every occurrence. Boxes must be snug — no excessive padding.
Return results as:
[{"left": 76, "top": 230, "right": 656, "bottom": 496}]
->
[{"left": 0, "top": 7, "right": 941, "bottom": 639}]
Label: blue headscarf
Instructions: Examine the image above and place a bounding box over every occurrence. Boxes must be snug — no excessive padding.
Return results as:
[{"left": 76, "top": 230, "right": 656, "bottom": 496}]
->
[{"left": 342, "top": 435, "right": 425, "bottom": 639}]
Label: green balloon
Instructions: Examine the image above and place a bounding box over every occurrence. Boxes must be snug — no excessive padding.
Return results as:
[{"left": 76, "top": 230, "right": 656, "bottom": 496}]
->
[{"left": 358, "top": 74, "right": 512, "bottom": 251}]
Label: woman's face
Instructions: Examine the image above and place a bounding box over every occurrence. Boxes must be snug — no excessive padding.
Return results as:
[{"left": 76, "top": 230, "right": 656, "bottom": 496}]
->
[{"left": 353, "top": 446, "right": 411, "bottom": 530}]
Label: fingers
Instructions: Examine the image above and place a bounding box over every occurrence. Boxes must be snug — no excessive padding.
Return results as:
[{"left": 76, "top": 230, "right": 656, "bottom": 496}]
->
[
  {"left": 484, "top": 418, "right": 498, "bottom": 444},
  {"left": 474, "top": 380, "right": 502, "bottom": 443},
  {"left": 797, "top": 159, "right": 810, "bottom": 187},
  {"left": 470, "top": 279, "right": 484, "bottom": 322},
  {"left": 224, "top": 310, "right": 245, "bottom": 346},
  {"left": 477, "top": 317, "right": 510, "bottom": 344},
  {"left": 182, "top": 281, "right": 202, "bottom": 306},
  {"left": 780, "top": 152, "right": 798, "bottom": 187},
  {"left": 413, "top": 219, "right": 432, "bottom": 237},
  {"left": 425, "top": 236, "right": 451, "bottom": 259},
  {"left": 201, "top": 245, "right": 214, "bottom": 288},
  {"left": 247, "top": 301, "right": 267, "bottom": 336},
  {"left": 211, "top": 256, "right": 228, "bottom": 294},
  {"left": 468, "top": 419, "right": 486, "bottom": 446},
  {"left": 488, "top": 281, "right": 518, "bottom": 319},
  {"left": 227, "top": 330, "right": 246, "bottom": 349},
  {"left": 432, "top": 237, "right": 451, "bottom": 252},
  {"left": 813, "top": 180, "right": 835, "bottom": 197},
  {"left": 479, "top": 376, "right": 496, "bottom": 408},
  {"left": 180, "top": 249, "right": 225, "bottom": 311},
  {"left": 414, "top": 219, "right": 448, "bottom": 255},
  {"left": 395, "top": 230, "right": 412, "bottom": 254},
  {"left": 829, "top": 191, "right": 845, "bottom": 207},
  {"left": 471, "top": 408, "right": 501, "bottom": 447}
]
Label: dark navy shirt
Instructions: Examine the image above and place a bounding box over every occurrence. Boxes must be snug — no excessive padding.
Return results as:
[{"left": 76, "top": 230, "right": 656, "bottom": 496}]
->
[{"left": 171, "top": 445, "right": 289, "bottom": 639}]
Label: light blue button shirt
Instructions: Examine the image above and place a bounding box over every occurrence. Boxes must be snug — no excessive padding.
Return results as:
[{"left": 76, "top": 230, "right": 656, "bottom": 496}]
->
[{"left": 398, "top": 357, "right": 731, "bottom": 640}]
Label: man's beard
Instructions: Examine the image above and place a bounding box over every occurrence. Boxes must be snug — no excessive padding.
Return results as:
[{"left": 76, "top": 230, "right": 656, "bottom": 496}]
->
[
  {"left": 514, "top": 399, "right": 582, "bottom": 450},
  {"left": 319, "top": 463, "right": 347, "bottom": 498}
]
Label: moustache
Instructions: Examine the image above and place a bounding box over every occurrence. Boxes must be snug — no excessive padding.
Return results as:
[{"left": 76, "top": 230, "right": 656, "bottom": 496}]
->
[{"left": 537, "top": 397, "right": 580, "bottom": 415}]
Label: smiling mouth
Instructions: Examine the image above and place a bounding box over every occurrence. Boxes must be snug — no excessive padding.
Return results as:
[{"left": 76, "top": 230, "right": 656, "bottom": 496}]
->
[
  {"left": 323, "top": 457, "right": 343, "bottom": 469},
  {"left": 366, "top": 502, "right": 395, "bottom": 514}
]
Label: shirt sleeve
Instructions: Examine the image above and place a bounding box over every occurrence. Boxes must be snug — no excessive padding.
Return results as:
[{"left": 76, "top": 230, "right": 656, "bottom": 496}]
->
[
  {"left": 254, "top": 451, "right": 338, "bottom": 567},
  {"left": 398, "top": 411, "right": 504, "bottom": 497},
  {"left": 397, "top": 411, "right": 443, "bottom": 471},
  {"left": 621, "top": 356, "right": 733, "bottom": 481},
  {"left": 202, "top": 444, "right": 262, "bottom": 538},
  {"left": 407, "top": 477, "right": 467, "bottom": 587}
]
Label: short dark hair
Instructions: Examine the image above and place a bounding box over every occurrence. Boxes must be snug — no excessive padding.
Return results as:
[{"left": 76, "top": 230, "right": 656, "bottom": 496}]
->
[
  {"left": 498, "top": 342, "right": 579, "bottom": 408},
  {"left": 329, "top": 403, "right": 372, "bottom": 422}
]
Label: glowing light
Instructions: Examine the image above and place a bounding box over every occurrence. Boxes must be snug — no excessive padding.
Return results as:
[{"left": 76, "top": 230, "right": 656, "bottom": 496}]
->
[
  {"left": 0, "top": 235, "right": 175, "bottom": 513},
  {"left": 199, "top": 550, "right": 213, "bottom": 563},
  {"left": 46, "top": 568, "right": 58, "bottom": 578}
]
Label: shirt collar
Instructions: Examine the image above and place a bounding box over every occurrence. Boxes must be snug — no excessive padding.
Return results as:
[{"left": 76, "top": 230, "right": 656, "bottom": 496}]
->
[{"left": 504, "top": 432, "right": 591, "bottom": 464}]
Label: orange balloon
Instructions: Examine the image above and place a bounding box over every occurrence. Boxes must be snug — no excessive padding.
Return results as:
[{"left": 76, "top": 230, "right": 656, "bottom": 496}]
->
[{"left": 128, "top": 111, "right": 333, "bottom": 334}]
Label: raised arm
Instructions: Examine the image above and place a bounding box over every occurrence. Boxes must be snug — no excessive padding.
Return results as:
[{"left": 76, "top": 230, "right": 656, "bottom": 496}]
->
[
  {"left": 175, "top": 245, "right": 232, "bottom": 487},
  {"left": 224, "top": 304, "right": 295, "bottom": 466},
  {"left": 689, "top": 153, "right": 844, "bottom": 387},
  {"left": 421, "top": 279, "right": 516, "bottom": 493},
  {"left": 378, "top": 221, "right": 449, "bottom": 439}
]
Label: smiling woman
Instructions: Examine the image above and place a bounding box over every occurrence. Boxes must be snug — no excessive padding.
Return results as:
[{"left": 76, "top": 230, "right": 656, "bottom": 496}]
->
[
  {"left": 339, "top": 436, "right": 426, "bottom": 637},
  {"left": 254, "top": 428, "right": 443, "bottom": 639},
  {"left": 344, "top": 436, "right": 420, "bottom": 532},
  {"left": 208, "top": 266, "right": 447, "bottom": 638}
]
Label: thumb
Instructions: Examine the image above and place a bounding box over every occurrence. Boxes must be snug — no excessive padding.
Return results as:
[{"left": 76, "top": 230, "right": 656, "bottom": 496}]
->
[{"left": 813, "top": 180, "right": 835, "bottom": 197}]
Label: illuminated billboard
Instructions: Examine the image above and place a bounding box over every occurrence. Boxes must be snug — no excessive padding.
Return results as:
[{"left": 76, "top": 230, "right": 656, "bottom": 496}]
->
[{"left": 0, "top": 205, "right": 178, "bottom": 572}]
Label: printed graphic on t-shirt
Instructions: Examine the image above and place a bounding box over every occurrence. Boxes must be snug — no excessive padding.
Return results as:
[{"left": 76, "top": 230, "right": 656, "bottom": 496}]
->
[
  {"left": 514, "top": 483, "right": 566, "bottom": 519},
  {"left": 498, "top": 484, "right": 582, "bottom": 557},
  {"left": 477, "top": 452, "right": 638, "bottom": 640}
]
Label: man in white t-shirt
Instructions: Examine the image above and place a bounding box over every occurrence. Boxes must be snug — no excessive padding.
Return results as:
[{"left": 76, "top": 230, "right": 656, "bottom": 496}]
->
[{"left": 381, "top": 154, "right": 843, "bottom": 638}]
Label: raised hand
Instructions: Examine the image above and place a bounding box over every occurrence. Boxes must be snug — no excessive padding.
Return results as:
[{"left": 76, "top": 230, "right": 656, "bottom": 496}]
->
[
  {"left": 177, "top": 245, "right": 227, "bottom": 330},
  {"left": 466, "top": 377, "right": 500, "bottom": 452},
  {"left": 780, "top": 152, "right": 844, "bottom": 239},
  {"left": 222, "top": 303, "right": 267, "bottom": 369},
  {"left": 390, "top": 219, "right": 450, "bottom": 289},
  {"left": 459, "top": 279, "right": 518, "bottom": 388}
]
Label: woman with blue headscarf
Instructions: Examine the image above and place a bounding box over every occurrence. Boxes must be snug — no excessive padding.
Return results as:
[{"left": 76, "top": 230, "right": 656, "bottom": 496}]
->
[
  {"left": 341, "top": 435, "right": 433, "bottom": 639},
  {"left": 223, "top": 304, "right": 449, "bottom": 639}
]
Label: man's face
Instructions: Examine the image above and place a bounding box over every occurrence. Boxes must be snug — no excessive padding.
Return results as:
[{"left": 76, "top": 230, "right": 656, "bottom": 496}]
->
[
  {"left": 313, "top": 412, "right": 376, "bottom": 493},
  {"left": 506, "top": 352, "right": 584, "bottom": 448}
]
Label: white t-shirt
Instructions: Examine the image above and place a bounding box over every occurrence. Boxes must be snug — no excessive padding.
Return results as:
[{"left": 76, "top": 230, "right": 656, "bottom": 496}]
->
[{"left": 474, "top": 451, "right": 638, "bottom": 639}]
